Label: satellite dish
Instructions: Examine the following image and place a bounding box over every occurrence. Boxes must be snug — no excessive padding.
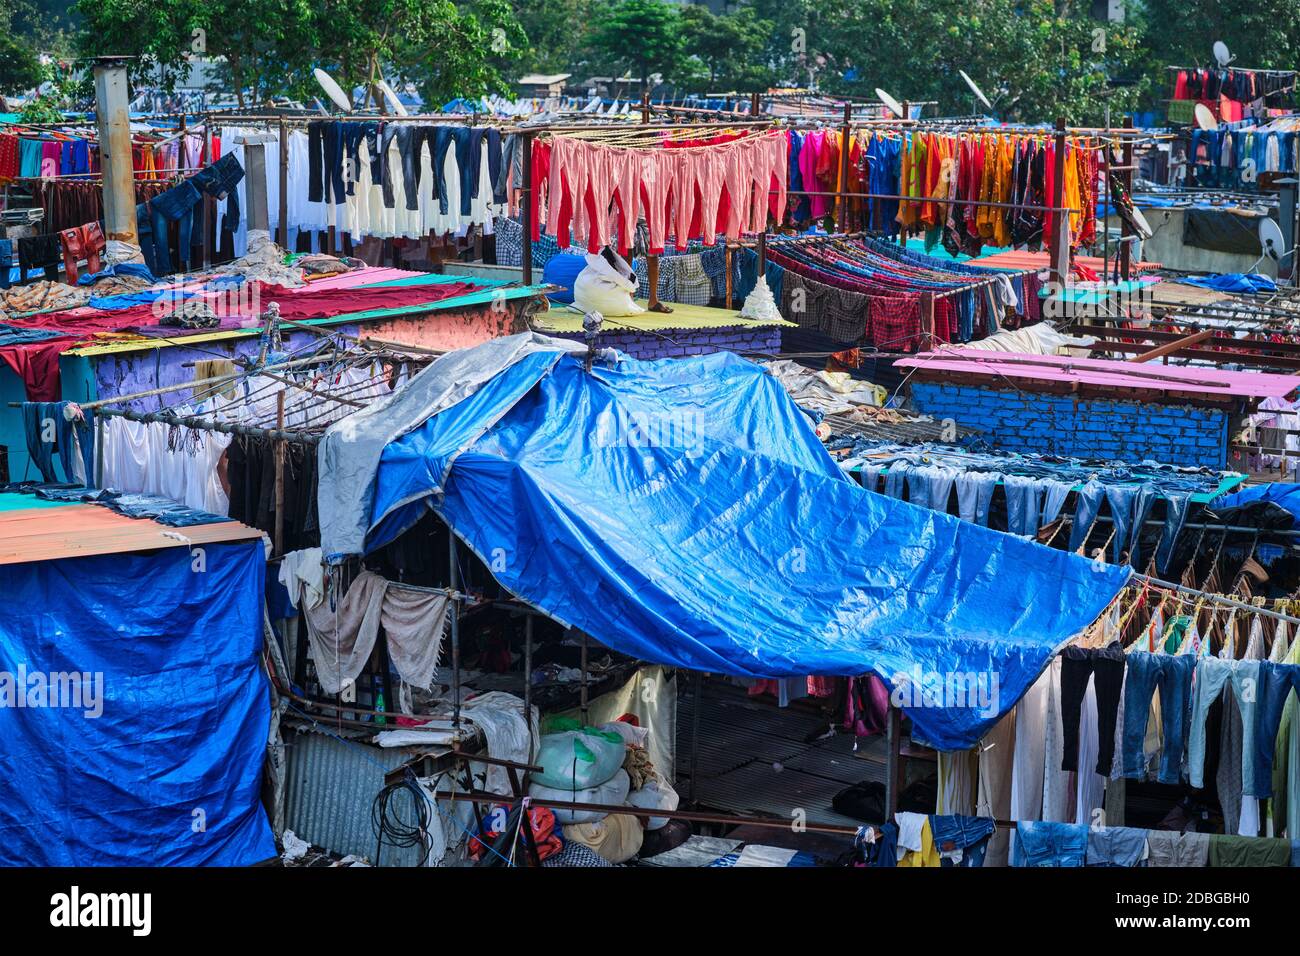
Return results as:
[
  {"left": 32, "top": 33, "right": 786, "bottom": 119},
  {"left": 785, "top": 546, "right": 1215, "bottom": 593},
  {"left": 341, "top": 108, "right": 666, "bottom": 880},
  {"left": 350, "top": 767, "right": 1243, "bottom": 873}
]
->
[
  {"left": 1213, "top": 41, "right": 1233, "bottom": 68},
  {"left": 313, "top": 68, "right": 352, "bottom": 113},
  {"left": 1194, "top": 103, "right": 1218, "bottom": 130},
  {"left": 875, "top": 88, "right": 904, "bottom": 118},
  {"left": 1260, "top": 217, "right": 1287, "bottom": 262},
  {"left": 376, "top": 79, "right": 408, "bottom": 116},
  {"left": 959, "top": 70, "right": 993, "bottom": 110},
  {"left": 1130, "top": 204, "right": 1153, "bottom": 240}
]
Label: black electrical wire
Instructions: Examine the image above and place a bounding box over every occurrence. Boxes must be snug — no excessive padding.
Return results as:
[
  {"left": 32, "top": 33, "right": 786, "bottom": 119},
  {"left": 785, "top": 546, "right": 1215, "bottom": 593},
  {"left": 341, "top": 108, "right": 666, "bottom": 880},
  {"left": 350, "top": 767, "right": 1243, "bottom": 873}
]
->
[{"left": 370, "top": 767, "right": 432, "bottom": 866}]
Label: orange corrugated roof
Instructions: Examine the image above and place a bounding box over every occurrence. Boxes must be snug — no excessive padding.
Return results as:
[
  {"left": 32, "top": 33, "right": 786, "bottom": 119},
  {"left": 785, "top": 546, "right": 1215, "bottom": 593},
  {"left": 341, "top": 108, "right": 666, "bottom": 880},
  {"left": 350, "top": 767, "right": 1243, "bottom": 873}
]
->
[{"left": 0, "top": 505, "right": 265, "bottom": 565}]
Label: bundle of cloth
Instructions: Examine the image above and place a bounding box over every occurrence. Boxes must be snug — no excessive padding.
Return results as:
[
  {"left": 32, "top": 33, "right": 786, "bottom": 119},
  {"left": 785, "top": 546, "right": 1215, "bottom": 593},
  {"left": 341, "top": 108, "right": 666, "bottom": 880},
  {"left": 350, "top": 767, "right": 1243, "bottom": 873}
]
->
[{"left": 528, "top": 717, "right": 680, "bottom": 864}]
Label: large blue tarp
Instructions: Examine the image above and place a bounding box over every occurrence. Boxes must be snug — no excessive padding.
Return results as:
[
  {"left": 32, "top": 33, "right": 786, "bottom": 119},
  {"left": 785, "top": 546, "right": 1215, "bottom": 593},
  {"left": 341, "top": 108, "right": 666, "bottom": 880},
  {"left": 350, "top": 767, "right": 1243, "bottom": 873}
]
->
[
  {"left": 0, "top": 541, "right": 276, "bottom": 865},
  {"left": 368, "top": 351, "right": 1131, "bottom": 749},
  {"left": 1213, "top": 482, "right": 1300, "bottom": 528}
]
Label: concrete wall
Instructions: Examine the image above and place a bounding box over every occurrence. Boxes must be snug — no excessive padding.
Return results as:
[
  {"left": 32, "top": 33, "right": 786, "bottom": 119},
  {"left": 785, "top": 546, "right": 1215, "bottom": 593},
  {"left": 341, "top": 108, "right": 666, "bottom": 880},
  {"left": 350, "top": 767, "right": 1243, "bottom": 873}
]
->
[{"left": 909, "top": 381, "right": 1230, "bottom": 468}]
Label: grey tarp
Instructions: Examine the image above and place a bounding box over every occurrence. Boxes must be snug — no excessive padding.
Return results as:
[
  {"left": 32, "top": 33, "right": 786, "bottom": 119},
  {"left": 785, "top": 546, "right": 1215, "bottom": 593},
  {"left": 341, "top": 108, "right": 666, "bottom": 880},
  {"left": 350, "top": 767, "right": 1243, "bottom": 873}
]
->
[{"left": 317, "top": 331, "right": 585, "bottom": 561}]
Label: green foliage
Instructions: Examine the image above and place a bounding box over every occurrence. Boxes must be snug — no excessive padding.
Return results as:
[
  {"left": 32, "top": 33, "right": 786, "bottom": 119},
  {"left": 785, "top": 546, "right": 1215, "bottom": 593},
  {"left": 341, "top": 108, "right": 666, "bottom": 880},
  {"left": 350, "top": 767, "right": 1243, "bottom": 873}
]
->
[
  {"left": 678, "top": 4, "right": 775, "bottom": 92},
  {"left": 587, "top": 0, "right": 684, "bottom": 91}
]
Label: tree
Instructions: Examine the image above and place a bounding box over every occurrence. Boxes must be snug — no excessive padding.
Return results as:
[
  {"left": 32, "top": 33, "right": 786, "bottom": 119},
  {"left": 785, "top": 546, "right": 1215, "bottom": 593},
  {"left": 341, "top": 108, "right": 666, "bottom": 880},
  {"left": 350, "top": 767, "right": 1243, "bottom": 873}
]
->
[
  {"left": 587, "top": 0, "right": 684, "bottom": 93},
  {"left": 398, "top": 0, "right": 529, "bottom": 106},
  {"left": 678, "top": 3, "right": 775, "bottom": 92},
  {"left": 73, "top": 0, "right": 205, "bottom": 93},
  {"left": 513, "top": 0, "right": 596, "bottom": 76},
  {"left": 0, "top": 0, "right": 45, "bottom": 96}
]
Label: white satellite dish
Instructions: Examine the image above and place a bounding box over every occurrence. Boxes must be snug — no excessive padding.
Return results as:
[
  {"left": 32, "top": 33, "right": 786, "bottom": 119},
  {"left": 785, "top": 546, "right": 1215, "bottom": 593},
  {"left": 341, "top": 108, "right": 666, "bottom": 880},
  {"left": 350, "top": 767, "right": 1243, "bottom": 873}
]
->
[
  {"left": 313, "top": 68, "right": 352, "bottom": 113},
  {"left": 1194, "top": 103, "right": 1218, "bottom": 130},
  {"left": 1260, "top": 217, "right": 1287, "bottom": 262},
  {"left": 959, "top": 69, "right": 993, "bottom": 110},
  {"left": 377, "top": 79, "right": 408, "bottom": 116},
  {"left": 1130, "top": 203, "right": 1153, "bottom": 240},
  {"left": 1213, "top": 41, "right": 1233, "bottom": 68},
  {"left": 875, "top": 88, "right": 904, "bottom": 118}
]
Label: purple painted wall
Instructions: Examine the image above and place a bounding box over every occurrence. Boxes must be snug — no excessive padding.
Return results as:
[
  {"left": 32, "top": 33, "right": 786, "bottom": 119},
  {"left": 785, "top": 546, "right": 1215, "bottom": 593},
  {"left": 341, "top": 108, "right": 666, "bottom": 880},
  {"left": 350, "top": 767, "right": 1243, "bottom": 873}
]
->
[{"left": 547, "top": 325, "right": 783, "bottom": 360}]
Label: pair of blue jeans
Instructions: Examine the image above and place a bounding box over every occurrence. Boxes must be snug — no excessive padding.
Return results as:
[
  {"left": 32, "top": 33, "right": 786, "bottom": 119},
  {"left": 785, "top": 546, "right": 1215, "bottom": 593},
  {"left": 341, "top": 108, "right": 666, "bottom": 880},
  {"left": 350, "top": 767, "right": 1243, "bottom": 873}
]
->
[
  {"left": 1122, "top": 651, "right": 1196, "bottom": 784},
  {"left": 930, "top": 815, "right": 995, "bottom": 867},
  {"left": 21, "top": 401, "right": 94, "bottom": 485},
  {"left": 0, "top": 238, "right": 11, "bottom": 289},
  {"left": 1251, "top": 662, "right": 1300, "bottom": 797},
  {"left": 1013, "top": 821, "right": 1087, "bottom": 867}
]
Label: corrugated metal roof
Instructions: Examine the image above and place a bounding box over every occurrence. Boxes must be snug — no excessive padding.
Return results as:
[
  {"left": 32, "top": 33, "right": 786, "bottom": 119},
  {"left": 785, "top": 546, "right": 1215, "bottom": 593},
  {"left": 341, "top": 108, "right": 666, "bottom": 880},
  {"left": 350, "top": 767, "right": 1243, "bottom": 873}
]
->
[
  {"left": 0, "top": 504, "right": 263, "bottom": 564},
  {"left": 676, "top": 681, "right": 887, "bottom": 830},
  {"left": 283, "top": 725, "right": 440, "bottom": 867}
]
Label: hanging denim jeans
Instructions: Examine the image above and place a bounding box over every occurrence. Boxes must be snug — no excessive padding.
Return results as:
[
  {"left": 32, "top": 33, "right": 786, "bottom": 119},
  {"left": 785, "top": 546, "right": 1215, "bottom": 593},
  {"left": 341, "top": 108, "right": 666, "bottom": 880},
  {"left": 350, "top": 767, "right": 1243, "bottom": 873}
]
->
[
  {"left": 1004, "top": 474, "right": 1044, "bottom": 536},
  {"left": 1040, "top": 479, "right": 1073, "bottom": 527},
  {"left": 955, "top": 471, "right": 999, "bottom": 525},
  {"left": 1069, "top": 479, "right": 1106, "bottom": 552},
  {"left": 1187, "top": 658, "right": 1262, "bottom": 793},
  {"left": 1122, "top": 651, "right": 1196, "bottom": 784},
  {"left": 1013, "top": 821, "right": 1087, "bottom": 867},
  {"left": 0, "top": 238, "right": 12, "bottom": 289},
  {"left": 1251, "top": 662, "right": 1300, "bottom": 797},
  {"left": 883, "top": 462, "right": 910, "bottom": 501},
  {"left": 1156, "top": 493, "right": 1192, "bottom": 575}
]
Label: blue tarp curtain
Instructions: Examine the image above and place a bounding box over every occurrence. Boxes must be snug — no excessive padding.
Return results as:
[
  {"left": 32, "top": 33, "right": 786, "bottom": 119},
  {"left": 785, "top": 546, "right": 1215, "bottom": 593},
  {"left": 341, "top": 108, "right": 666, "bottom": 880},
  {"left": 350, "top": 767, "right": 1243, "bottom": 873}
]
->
[
  {"left": 0, "top": 541, "right": 276, "bottom": 865},
  {"left": 366, "top": 350, "right": 1131, "bottom": 749}
]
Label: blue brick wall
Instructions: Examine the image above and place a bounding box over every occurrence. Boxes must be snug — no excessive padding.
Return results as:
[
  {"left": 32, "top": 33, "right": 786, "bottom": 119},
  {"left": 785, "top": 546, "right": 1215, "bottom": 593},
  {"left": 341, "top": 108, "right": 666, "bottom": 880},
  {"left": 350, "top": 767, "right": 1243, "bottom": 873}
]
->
[
  {"left": 548, "top": 325, "right": 782, "bottom": 360},
  {"left": 909, "top": 382, "right": 1229, "bottom": 468}
]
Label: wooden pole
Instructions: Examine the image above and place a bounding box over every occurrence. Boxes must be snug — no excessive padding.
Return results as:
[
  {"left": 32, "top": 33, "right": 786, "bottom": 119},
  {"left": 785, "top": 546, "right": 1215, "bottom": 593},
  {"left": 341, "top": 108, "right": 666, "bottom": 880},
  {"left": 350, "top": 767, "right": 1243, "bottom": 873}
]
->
[
  {"left": 757, "top": 231, "right": 766, "bottom": 277},
  {"left": 273, "top": 390, "right": 285, "bottom": 556},
  {"left": 724, "top": 245, "right": 733, "bottom": 308},
  {"left": 1048, "top": 117, "right": 1069, "bottom": 289},
  {"left": 278, "top": 117, "right": 290, "bottom": 250},
  {"left": 521, "top": 131, "right": 534, "bottom": 286},
  {"left": 449, "top": 529, "right": 461, "bottom": 729},
  {"left": 1119, "top": 115, "right": 1135, "bottom": 282},
  {"left": 837, "top": 101, "right": 852, "bottom": 233}
]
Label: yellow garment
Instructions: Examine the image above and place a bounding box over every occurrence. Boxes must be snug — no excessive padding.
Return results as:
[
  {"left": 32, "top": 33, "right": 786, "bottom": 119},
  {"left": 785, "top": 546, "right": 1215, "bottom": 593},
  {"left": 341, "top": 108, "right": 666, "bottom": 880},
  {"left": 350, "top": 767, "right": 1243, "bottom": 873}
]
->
[
  {"left": 194, "top": 359, "right": 238, "bottom": 399},
  {"left": 563, "top": 813, "right": 644, "bottom": 864},
  {"left": 991, "top": 137, "right": 1013, "bottom": 248},
  {"left": 898, "top": 817, "right": 941, "bottom": 867}
]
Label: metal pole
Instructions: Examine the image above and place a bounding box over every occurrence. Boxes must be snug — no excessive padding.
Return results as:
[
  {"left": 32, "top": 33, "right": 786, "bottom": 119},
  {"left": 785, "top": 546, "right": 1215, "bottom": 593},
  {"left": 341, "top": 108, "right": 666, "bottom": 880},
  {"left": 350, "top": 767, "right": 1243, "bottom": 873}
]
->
[
  {"left": 523, "top": 613, "right": 535, "bottom": 767},
  {"left": 94, "top": 415, "right": 104, "bottom": 487},
  {"left": 885, "top": 706, "right": 901, "bottom": 819},
  {"left": 579, "top": 630, "right": 589, "bottom": 724},
  {"left": 92, "top": 57, "right": 139, "bottom": 244},
  {"left": 448, "top": 528, "right": 461, "bottom": 729},
  {"left": 688, "top": 671, "right": 703, "bottom": 804}
]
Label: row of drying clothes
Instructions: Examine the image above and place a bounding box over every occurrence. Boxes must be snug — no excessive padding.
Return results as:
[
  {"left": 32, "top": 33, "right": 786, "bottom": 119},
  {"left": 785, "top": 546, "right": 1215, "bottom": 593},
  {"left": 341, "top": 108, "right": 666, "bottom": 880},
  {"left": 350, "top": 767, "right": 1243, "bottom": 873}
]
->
[
  {"left": 302, "top": 120, "right": 515, "bottom": 243},
  {"left": 840, "top": 442, "right": 1227, "bottom": 573},
  {"left": 760, "top": 236, "right": 1030, "bottom": 349},
  {"left": 94, "top": 361, "right": 402, "bottom": 538},
  {"left": 787, "top": 129, "right": 1098, "bottom": 256},
  {"left": 1188, "top": 121, "right": 1299, "bottom": 186},
  {"left": 1172, "top": 68, "right": 1295, "bottom": 105},
  {"left": 530, "top": 130, "right": 788, "bottom": 255},
  {"left": 937, "top": 599, "right": 1300, "bottom": 865},
  {"left": 494, "top": 215, "right": 757, "bottom": 308},
  {"left": 0, "top": 128, "right": 207, "bottom": 183}
]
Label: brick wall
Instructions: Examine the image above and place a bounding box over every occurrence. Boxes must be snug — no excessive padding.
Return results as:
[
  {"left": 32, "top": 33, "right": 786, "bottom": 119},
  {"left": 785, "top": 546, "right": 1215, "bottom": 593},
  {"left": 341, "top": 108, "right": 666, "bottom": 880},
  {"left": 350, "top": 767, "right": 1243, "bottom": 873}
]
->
[
  {"left": 547, "top": 325, "right": 783, "bottom": 360},
  {"left": 909, "top": 382, "right": 1230, "bottom": 469}
]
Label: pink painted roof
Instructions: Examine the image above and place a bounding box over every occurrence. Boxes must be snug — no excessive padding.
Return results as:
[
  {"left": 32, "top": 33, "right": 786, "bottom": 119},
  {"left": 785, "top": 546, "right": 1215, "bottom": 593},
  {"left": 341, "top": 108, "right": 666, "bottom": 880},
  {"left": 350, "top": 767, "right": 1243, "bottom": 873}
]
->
[{"left": 895, "top": 350, "right": 1300, "bottom": 399}]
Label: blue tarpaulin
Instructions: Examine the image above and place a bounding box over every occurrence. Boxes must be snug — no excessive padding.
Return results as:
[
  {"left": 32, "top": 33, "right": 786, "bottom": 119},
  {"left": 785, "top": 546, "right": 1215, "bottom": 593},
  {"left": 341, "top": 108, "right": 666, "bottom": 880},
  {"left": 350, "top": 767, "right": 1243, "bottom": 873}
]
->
[
  {"left": 0, "top": 541, "right": 276, "bottom": 865},
  {"left": 366, "top": 349, "right": 1131, "bottom": 749},
  {"left": 1214, "top": 482, "right": 1300, "bottom": 528}
]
